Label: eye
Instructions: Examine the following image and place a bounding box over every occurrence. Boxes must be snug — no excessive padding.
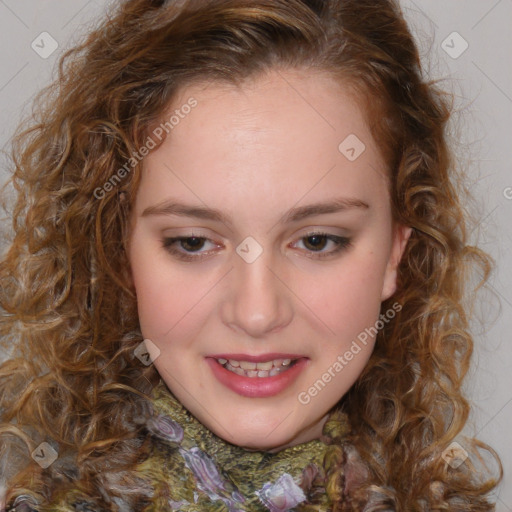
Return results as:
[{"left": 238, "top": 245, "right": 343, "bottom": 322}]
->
[
  {"left": 161, "top": 235, "right": 220, "bottom": 261},
  {"left": 292, "top": 231, "right": 352, "bottom": 259}
]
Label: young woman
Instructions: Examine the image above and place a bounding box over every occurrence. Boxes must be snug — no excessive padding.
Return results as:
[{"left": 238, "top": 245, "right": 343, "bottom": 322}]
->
[{"left": 0, "top": 0, "right": 502, "bottom": 510}]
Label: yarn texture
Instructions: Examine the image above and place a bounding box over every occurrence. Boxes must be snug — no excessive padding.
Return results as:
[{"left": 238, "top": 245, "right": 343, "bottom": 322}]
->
[{"left": 6, "top": 380, "right": 352, "bottom": 511}]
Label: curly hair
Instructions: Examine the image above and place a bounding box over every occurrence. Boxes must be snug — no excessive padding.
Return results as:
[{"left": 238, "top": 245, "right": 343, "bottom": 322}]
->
[{"left": 0, "top": 0, "right": 502, "bottom": 510}]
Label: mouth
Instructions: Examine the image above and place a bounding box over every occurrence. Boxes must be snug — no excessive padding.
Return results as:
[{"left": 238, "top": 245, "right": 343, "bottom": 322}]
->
[
  {"left": 205, "top": 355, "right": 309, "bottom": 398},
  {"left": 215, "top": 357, "right": 299, "bottom": 378}
]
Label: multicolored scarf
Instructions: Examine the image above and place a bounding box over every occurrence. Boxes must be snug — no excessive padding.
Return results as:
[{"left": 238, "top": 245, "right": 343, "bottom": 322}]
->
[
  {"left": 134, "top": 380, "right": 350, "bottom": 511},
  {"left": 6, "top": 379, "right": 352, "bottom": 511}
]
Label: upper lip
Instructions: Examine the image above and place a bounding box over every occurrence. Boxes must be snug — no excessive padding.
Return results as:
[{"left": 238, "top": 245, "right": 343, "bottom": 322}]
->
[{"left": 207, "top": 353, "right": 306, "bottom": 362}]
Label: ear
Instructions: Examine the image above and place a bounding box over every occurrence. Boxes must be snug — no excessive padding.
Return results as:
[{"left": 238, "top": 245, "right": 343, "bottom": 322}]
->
[{"left": 380, "top": 223, "right": 412, "bottom": 301}]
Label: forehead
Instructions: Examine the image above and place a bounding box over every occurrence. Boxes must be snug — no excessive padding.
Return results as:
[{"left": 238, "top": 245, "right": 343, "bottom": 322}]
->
[
  {"left": 136, "top": 68, "right": 389, "bottom": 218},
  {"left": 163, "top": 68, "right": 371, "bottom": 149}
]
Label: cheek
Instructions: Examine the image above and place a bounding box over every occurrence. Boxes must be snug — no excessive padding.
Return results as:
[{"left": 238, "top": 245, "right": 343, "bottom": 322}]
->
[
  {"left": 302, "top": 250, "right": 388, "bottom": 332},
  {"left": 129, "top": 241, "right": 196, "bottom": 339}
]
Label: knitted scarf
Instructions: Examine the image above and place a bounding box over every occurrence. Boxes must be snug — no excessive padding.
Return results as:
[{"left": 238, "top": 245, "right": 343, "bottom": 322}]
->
[
  {"left": 6, "top": 379, "right": 352, "bottom": 512},
  {"left": 134, "top": 380, "right": 351, "bottom": 511}
]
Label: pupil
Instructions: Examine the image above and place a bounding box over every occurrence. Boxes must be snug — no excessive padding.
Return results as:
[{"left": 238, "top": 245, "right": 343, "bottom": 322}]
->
[
  {"left": 183, "top": 237, "right": 203, "bottom": 251},
  {"left": 306, "top": 235, "right": 326, "bottom": 251}
]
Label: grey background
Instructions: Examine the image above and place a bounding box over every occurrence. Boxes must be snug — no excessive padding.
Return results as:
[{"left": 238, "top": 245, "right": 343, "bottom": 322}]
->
[{"left": 0, "top": 0, "right": 510, "bottom": 507}]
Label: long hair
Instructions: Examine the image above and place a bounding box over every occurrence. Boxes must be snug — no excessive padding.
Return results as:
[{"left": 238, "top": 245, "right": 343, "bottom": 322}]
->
[{"left": 0, "top": 0, "right": 502, "bottom": 510}]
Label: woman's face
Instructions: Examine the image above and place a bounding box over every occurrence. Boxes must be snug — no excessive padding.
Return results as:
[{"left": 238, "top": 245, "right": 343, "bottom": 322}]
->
[{"left": 128, "top": 68, "right": 411, "bottom": 452}]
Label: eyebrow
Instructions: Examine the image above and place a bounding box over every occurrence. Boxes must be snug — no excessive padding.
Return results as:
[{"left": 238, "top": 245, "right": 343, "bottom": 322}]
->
[{"left": 141, "top": 197, "right": 369, "bottom": 225}]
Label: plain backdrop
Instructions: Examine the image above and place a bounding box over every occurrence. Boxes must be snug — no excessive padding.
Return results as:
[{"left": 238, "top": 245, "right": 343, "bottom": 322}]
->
[{"left": 0, "top": 0, "right": 510, "bottom": 508}]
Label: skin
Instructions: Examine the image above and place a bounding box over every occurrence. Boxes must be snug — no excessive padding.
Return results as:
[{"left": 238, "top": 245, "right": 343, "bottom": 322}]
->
[{"left": 127, "top": 67, "right": 411, "bottom": 453}]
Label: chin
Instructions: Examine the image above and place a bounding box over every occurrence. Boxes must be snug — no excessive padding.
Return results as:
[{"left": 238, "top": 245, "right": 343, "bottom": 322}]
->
[{"left": 216, "top": 427, "right": 297, "bottom": 452}]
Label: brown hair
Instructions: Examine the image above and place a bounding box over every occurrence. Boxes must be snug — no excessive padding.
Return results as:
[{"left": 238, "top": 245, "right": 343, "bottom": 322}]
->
[{"left": 0, "top": 0, "right": 502, "bottom": 509}]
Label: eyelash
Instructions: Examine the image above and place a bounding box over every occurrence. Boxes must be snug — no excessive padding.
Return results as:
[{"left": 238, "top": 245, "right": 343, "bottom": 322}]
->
[{"left": 161, "top": 231, "right": 352, "bottom": 262}]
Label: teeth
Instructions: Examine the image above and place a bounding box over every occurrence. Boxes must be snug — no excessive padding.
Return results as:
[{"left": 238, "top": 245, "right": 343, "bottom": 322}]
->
[
  {"left": 239, "top": 361, "right": 257, "bottom": 370},
  {"left": 256, "top": 361, "right": 273, "bottom": 370},
  {"left": 231, "top": 366, "right": 245, "bottom": 376},
  {"left": 222, "top": 358, "right": 298, "bottom": 378},
  {"left": 220, "top": 357, "right": 294, "bottom": 369}
]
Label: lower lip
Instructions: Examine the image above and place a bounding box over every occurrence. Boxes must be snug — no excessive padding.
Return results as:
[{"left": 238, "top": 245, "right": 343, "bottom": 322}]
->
[{"left": 205, "top": 357, "right": 309, "bottom": 398}]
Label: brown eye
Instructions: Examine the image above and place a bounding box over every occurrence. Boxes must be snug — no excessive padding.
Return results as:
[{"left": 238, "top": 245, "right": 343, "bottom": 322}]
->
[
  {"left": 162, "top": 235, "right": 219, "bottom": 261},
  {"left": 294, "top": 232, "right": 352, "bottom": 259},
  {"left": 173, "top": 237, "right": 205, "bottom": 252},
  {"left": 303, "top": 234, "right": 329, "bottom": 251}
]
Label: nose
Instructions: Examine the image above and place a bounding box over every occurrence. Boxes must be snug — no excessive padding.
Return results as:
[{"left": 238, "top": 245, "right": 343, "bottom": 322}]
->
[{"left": 221, "top": 247, "right": 293, "bottom": 338}]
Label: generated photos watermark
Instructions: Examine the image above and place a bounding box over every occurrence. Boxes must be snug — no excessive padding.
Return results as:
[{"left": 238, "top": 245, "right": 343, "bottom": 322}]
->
[
  {"left": 94, "top": 97, "right": 198, "bottom": 200},
  {"left": 297, "top": 301, "right": 402, "bottom": 405}
]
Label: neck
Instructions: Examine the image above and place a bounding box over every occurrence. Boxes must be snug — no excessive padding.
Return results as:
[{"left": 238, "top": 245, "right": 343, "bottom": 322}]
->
[{"left": 240, "top": 413, "right": 330, "bottom": 453}]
